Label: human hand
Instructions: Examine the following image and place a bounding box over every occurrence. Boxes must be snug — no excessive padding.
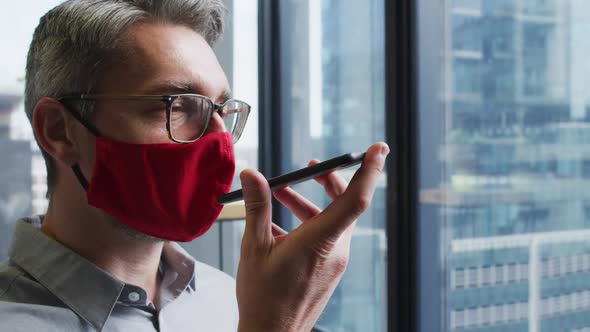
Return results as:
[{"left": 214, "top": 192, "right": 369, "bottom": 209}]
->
[{"left": 236, "top": 142, "right": 389, "bottom": 332}]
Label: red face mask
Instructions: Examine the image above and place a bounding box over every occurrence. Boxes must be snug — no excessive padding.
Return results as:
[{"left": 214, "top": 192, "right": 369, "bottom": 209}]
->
[{"left": 71, "top": 132, "right": 236, "bottom": 242}]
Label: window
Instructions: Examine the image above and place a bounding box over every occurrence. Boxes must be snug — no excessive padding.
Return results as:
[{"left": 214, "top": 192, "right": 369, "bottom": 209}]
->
[
  {"left": 481, "top": 265, "right": 491, "bottom": 285},
  {"left": 468, "top": 266, "right": 479, "bottom": 287},
  {"left": 491, "top": 18, "right": 514, "bottom": 55},
  {"left": 452, "top": 14, "right": 482, "bottom": 53},
  {"left": 0, "top": 1, "right": 66, "bottom": 260},
  {"left": 419, "top": 0, "right": 590, "bottom": 331},
  {"left": 275, "top": 0, "right": 386, "bottom": 330},
  {"left": 454, "top": 268, "right": 466, "bottom": 288},
  {"left": 522, "top": 0, "right": 557, "bottom": 16},
  {"left": 507, "top": 263, "right": 517, "bottom": 282},
  {"left": 454, "top": 58, "right": 482, "bottom": 96}
]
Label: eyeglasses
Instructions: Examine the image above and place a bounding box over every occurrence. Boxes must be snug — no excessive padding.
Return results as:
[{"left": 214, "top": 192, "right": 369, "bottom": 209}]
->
[{"left": 59, "top": 94, "right": 251, "bottom": 144}]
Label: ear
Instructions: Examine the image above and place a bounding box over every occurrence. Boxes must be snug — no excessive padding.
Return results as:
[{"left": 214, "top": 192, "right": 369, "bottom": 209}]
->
[{"left": 32, "top": 97, "right": 81, "bottom": 167}]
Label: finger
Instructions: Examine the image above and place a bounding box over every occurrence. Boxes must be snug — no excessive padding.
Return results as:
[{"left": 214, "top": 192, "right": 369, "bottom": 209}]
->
[
  {"left": 273, "top": 187, "right": 321, "bottom": 222},
  {"left": 308, "top": 159, "right": 348, "bottom": 200},
  {"left": 307, "top": 143, "right": 389, "bottom": 241},
  {"left": 240, "top": 169, "right": 273, "bottom": 249}
]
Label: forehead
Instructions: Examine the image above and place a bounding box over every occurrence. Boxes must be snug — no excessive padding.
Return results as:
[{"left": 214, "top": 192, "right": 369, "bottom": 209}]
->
[{"left": 95, "top": 22, "right": 230, "bottom": 98}]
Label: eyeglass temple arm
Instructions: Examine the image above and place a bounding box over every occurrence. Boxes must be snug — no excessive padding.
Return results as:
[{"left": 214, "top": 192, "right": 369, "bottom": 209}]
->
[{"left": 58, "top": 101, "right": 102, "bottom": 137}]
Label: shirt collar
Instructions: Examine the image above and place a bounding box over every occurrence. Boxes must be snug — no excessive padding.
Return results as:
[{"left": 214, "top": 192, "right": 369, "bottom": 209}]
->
[
  {"left": 162, "top": 241, "right": 196, "bottom": 294},
  {"left": 8, "top": 216, "right": 197, "bottom": 331}
]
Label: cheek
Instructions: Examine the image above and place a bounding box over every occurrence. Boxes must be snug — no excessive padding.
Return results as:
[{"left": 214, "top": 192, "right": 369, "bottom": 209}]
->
[
  {"left": 132, "top": 118, "right": 171, "bottom": 143},
  {"left": 122, "top": 121, "right": 171, "bottom": 143},
  {"left": 93, "top": 109, "right": 171, "bottom": 143}
]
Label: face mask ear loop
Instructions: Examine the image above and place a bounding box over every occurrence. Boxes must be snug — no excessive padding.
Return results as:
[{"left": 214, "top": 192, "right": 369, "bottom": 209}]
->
[
  {"left": 71, "top": 164, "right": 89, "bottom": 190},
  {"left": 62, "top": 106, "right": 102, "bottom": 192}
]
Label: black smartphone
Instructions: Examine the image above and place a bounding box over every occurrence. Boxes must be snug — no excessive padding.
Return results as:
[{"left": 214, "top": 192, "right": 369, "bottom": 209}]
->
[{"left": 218, "top": 152, "right": 366, "bottom": 204}]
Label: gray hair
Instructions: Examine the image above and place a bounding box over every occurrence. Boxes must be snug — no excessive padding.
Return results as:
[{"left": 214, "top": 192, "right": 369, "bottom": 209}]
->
[{"left": 25, "top": 0, "right": 226, "bottom": 197}]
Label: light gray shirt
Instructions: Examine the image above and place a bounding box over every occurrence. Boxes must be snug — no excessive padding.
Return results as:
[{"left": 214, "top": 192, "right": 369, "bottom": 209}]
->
[{"left": 0, "top": 216, "right": 239, "bottom": 332}]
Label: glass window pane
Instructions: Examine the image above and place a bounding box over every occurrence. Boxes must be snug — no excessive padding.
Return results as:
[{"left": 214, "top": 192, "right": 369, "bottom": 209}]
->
[
  {"left": 420, "top": 0, "right": 590, "bottom": 331},
  {"left": 279, "top": 0, "right": 386, "bottom": 330},
  {"left": 231, "top": 0, "right": 259, "bottom": 180},
  {"left": 0, "top": 1, "right": 65, "bottom": 260}
]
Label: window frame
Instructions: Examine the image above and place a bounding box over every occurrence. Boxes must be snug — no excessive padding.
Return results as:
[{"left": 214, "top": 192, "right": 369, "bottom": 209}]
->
[{"left": 385, "top": 0, "right": 419, "bottom": 332}]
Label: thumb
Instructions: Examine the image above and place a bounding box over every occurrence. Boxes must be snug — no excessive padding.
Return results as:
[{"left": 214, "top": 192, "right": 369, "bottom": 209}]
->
[{"left": 240, "top": 169, "right": 273, "bottom": 249}]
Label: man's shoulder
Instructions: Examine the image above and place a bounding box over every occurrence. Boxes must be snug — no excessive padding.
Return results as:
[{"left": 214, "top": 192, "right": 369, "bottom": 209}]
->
[
  {"left": 184, "top": 260, "right": 238, "bottom": 328},
  {"left": 0, "top": 260, "right": 64, "bottom": 307},
  {"left": 0, "top": 260, "right": 24, "bottom": 299},
  {"left": 0, "top": 263, "right": 88, "bottom": 331},
  {"left": 0, "top": 301, "right": 91, "bottom": 332},
  {"left": 193, "top": 260, "right": 236, "bottom": 287}
]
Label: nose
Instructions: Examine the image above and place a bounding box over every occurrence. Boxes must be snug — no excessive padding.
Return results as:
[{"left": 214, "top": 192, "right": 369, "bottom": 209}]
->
[{"left": 204, "top": 111, "right": 226, "bottom": 135}]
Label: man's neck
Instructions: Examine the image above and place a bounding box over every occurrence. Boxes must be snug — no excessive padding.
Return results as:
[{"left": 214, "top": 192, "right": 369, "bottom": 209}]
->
[{"left": 40, "top": 190, "right": 164, "bottom": 305}]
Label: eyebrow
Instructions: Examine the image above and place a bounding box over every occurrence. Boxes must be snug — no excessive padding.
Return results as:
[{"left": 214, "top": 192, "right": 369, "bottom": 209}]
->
[{"left": 141, "top": 81, "right": 233, "bottom": 103}]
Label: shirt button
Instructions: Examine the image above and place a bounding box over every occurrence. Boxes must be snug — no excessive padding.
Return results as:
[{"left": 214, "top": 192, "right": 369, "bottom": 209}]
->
[{"left": 128, "top": 291, "right": 140, "bottom": 302}]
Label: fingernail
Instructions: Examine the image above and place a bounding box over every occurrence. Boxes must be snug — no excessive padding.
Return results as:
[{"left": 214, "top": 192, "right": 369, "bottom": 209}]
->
[
  {"left": 240, "top": 172, "right": 253, "bottom": 188},
  {"left": 381, "top": 144, "right": 390, "bottom": 156}
]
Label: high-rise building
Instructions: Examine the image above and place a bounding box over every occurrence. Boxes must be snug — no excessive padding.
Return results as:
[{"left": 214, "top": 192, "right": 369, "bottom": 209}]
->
[{"left": 420, "top": 1, "right": 590, "bottom": 330}]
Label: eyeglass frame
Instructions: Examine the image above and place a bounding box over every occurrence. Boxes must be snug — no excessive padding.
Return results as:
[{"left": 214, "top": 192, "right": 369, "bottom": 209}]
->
[{"left": 58, "top": 93, "right": 251, "bottom": 144}]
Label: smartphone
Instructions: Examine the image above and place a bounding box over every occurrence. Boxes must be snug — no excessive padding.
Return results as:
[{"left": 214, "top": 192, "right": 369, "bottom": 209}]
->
[{"left": 218, "top": 152, "right": 366, "bottom": 204}]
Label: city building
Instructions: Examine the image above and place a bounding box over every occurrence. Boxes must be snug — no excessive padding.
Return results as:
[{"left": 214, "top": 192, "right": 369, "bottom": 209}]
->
[{"left": 420, "top": 1, "right": 590, "bottom": 331}]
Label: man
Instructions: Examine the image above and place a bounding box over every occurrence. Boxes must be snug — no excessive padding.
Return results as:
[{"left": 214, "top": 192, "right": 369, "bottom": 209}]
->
[{"left": 0, "top": 0, "right": 389, "bottom": 331}]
